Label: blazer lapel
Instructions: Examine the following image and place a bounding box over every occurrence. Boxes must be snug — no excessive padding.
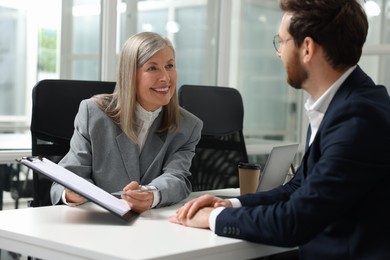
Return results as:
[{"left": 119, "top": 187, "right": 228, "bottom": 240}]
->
[
  {"left": 320, "top": 66, "right": 360, "bottom": 128},
  {"left": 139, "top": 114, "right": 165, "bottom": 177},
  {"left": 116, "top": 132, "right": 141, "bottom": 181},
  {"left": 302, "top": 67, "right": 363, "bottom": 179}
]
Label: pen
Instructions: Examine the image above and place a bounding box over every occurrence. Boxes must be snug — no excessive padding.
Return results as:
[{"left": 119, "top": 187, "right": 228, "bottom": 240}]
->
[
  {"left": 111, "top": 189, "right": 159, "bottom": 196},
  {"left": 134, "top": 189, "right": 159, "bottom": 193}
]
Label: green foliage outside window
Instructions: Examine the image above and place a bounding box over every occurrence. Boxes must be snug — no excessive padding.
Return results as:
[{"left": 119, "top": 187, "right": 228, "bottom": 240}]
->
[{"left": 38, "top": 28, "right": 57, "bottom": 72}]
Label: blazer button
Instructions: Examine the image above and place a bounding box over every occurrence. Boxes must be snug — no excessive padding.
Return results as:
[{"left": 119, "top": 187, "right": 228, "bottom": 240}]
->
[{"left": 223, "top": 227, "right": 228, "bottom": 234}]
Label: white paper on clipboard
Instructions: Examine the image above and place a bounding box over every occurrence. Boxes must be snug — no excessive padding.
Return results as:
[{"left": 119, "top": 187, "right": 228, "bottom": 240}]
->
[{"left": 18, "top": 157, "right": 138, "bottom": 222}]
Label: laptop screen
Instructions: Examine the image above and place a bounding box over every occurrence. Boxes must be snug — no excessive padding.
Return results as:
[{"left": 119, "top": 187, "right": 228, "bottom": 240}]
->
[{"left": 256, "top": 143, "right": 299, "bottom": 192}]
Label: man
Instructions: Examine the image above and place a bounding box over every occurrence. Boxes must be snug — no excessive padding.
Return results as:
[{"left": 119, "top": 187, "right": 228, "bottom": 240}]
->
[{"left": 169, "top": 0, "right": 390, "bottom": 259}]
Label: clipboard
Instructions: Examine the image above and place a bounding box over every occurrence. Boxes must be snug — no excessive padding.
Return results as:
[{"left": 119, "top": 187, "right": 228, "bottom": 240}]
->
[{"left": 17, "top": 156, "right": 138, "bottom": 222}]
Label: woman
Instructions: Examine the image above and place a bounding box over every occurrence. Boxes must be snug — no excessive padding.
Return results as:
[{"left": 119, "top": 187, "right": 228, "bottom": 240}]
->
[{"left": 50, "top": 32, "right": 203, "bottom": 213}]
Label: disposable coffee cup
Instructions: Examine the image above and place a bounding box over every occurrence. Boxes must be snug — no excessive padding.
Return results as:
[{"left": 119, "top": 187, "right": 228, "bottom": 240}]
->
[{"left": 238, "top": 162, "right": 261, "bottom": 195}]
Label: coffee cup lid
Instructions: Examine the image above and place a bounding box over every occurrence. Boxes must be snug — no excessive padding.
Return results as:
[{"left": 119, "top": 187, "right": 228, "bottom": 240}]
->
[{"left": 238, "top": 162, "right": 260, "bottom": 169}]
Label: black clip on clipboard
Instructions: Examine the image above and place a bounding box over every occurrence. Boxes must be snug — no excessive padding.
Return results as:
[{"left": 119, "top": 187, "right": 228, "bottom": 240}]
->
[{"left": 17, "top": 156, "right": 138, "bottom": 222}]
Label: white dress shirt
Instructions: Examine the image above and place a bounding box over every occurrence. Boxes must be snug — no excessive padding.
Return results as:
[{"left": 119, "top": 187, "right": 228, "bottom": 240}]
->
[{"left": 208, "top": 66, "right": 356, "bottom": 231}]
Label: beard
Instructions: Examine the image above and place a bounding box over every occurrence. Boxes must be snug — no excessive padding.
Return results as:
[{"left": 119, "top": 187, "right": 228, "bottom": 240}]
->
[{"left": 286, "top": 51, "right": 308, "bottom": 90}]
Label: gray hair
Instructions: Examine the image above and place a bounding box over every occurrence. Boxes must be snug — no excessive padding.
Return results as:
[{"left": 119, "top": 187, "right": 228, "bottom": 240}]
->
[{"left": 93, "top": 32, "right": 179, "bottom": 143}]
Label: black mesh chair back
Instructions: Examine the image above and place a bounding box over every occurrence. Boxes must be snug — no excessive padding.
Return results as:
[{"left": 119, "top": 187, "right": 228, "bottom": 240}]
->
[
  {"left": 179, "top": 85, "right": 248, "bottom": 191},
  {"left": 30, "top": 79, "right": 116, "bottom": 207}
]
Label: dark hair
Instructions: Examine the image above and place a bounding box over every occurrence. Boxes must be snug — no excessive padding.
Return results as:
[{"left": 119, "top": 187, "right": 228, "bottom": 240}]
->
[{"left": 279, "top": 0, "right": 368, "bottom": 71}]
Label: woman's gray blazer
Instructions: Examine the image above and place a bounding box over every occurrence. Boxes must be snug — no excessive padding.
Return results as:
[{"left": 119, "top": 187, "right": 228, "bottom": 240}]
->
[{"left": 51, "top": 99, "right": 202, "bottom": 207}]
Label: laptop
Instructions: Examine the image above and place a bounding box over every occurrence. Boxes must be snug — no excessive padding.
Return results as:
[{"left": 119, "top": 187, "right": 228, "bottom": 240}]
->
[
  {"left": 256, "top": 143, "right": 299, "bottom": 192},
  {"left": 217, "top": 143, "right": 299, "bottom": 198}
]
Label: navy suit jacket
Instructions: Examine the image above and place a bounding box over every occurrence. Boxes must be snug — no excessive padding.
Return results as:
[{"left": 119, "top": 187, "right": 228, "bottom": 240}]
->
[{"left": 215, "top": 66, "right": 390, "bottom": 259}]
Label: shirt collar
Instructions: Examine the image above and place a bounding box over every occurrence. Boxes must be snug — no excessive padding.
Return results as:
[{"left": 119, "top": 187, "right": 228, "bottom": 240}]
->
[
  {"left": 304, "top": 65, "right": 356, "bottom": 146},
  {"left": 135, "top": 103, "right": 162, "bottom": 123},
  {"left": 304, "top": 65, "right": 356, "bottom": 114}
]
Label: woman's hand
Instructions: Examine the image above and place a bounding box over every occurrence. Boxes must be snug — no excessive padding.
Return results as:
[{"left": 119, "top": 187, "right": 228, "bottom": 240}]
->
[
  {"left": 65, "top": 188, "right": 87, "bottom": 204},
  {"left": 121, "top": 181, "right": 154, "bottom": 213}
]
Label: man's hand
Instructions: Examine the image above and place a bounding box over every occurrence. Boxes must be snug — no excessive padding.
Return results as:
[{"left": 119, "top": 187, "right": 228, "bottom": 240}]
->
[
  {"left": 175, "top": 194, "right": 232, "bottom": 221},
  {"left": 169, "top": 207, "right": 214, "bottom": 229},
  {"left": 168, "top": 194, "right": 233, "bottom": 228}
]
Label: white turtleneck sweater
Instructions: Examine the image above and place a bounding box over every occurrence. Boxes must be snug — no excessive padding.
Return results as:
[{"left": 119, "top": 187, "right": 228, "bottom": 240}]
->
[{"left": 134, "top": 103, "right": 162, "bottom": 152}]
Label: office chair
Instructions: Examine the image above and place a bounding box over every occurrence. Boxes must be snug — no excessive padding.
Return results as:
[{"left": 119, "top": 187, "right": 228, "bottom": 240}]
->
[
  {"left": 30, "top": 79, "right": 116, "bottom": 207},
  {"left": 9, "top": 163, "right": 33, "bottom": 209},
  {"left": 0, "top": 164, "right": 31, "bottom": 210},
  {"left": 178, "top": 85, "right": 249, "bottom": 191}
]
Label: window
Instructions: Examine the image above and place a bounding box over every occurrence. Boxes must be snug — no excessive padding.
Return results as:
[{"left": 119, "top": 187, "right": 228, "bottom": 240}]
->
[
  {"left": 1, "top": 0, "right": 389, "bottom": 161},
  {"left": 360, "top": 0, "right": 390, "bottom": 94},
  {"left": 229, "top": 1, "right": 300, "bottom": 144},
  {"left": 120, "top": 0, "right": 219, "bottom": 89},
  {"left": 0, "top": 0, "right": 61, "bottom": 132},
  {"left": 61, "top": 0, "right": 101, "bottom": 80},
  {"left": 0, "top": 4, "right": 27, "bottom": 131}
]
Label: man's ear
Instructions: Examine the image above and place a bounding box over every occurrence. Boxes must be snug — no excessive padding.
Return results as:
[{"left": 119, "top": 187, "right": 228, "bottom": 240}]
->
[{"left": 302, "top": 37, "right": 316, "bottom": 63}]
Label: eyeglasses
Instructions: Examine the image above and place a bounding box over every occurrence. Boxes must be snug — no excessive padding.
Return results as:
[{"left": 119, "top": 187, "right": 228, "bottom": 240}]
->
[{"left": 273, "top": 34, "right": 293, "bottom": 52}]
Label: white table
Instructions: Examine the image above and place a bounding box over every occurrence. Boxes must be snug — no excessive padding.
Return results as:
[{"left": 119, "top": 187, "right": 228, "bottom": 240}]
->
[
  {"left": 0, "top": 189, "right": 293, "bottom": 260},
  {"left": 0, "top": 150, "right": 31, "bottom": 164},
  {"left": 0, "top": 133, "right": 31, "bottom": 164}
]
